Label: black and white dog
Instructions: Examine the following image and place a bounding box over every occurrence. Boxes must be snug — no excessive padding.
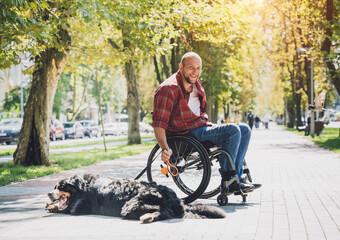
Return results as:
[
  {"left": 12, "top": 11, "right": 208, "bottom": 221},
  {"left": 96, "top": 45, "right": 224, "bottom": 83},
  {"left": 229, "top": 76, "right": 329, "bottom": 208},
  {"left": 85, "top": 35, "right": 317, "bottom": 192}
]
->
[{"left": 46, "top": 174, "right": 226, "bottom": 223}]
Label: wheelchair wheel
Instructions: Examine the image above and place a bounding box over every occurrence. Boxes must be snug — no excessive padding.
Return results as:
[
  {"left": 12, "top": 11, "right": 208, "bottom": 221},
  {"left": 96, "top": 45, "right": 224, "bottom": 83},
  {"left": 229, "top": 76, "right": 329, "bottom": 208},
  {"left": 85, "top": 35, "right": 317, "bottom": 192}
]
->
[
  {"left": 199, "top": 149, "right": 233, "bottom": 199},
  {"left": 146, "top": 135, "right": 211, "bottom": 204},
  {"left": 217, "top": 194, "right": 228, "bottom": 206}
]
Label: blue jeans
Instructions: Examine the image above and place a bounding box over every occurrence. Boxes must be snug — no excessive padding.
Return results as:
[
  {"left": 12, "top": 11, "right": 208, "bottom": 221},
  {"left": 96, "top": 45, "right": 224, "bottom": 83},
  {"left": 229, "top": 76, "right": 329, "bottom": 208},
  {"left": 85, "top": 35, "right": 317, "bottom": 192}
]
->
[{"left": 188, "top": 123, "right": 251, "bottom": 179}]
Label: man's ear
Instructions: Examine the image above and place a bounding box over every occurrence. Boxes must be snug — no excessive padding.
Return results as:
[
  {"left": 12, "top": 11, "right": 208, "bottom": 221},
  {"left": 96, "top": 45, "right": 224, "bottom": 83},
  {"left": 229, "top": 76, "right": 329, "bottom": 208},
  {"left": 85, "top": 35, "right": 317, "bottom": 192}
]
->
[{"left": 179, "top": 62, "right": 183, "bottom": 71}]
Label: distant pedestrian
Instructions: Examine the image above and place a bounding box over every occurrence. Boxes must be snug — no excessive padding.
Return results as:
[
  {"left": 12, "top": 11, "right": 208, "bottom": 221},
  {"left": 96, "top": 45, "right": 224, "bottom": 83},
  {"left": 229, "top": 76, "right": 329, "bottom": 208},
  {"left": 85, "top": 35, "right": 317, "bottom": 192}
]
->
[
  {"left": 247, "top": 110, "right": 254, "bottom": 130},
  {"left": 263, "top": 115, "right": 269, "bottom": 129},
  {"left": 305, "top": 116, "right": 311, "bottom": 136},
  {"left": 255, "top": 116, "right": 261, "bottom": 129}
]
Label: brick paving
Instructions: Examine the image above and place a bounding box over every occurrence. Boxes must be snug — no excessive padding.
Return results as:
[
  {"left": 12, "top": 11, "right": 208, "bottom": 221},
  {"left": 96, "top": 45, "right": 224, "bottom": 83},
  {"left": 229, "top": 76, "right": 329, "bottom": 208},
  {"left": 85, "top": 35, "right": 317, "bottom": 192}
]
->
[{"left": 0, "top": 123, "right": 339, "bottom": 239}]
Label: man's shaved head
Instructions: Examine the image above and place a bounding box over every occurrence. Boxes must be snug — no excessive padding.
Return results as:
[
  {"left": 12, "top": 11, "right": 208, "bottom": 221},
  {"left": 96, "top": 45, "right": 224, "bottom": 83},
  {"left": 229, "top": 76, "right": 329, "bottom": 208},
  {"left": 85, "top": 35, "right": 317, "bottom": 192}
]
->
[{"left": 181, "top": 52, "right": 202, "bottom": 67}]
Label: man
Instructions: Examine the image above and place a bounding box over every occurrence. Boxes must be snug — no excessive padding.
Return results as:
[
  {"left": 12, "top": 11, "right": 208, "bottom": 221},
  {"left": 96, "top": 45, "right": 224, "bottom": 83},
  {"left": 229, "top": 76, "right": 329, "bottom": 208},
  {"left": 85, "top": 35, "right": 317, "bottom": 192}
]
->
[
  {"left": 152, "top": 52, "right": 260, "bottom": 194},
  {"left": 247, "top": 110, "right": 254, "bottom": 130}
]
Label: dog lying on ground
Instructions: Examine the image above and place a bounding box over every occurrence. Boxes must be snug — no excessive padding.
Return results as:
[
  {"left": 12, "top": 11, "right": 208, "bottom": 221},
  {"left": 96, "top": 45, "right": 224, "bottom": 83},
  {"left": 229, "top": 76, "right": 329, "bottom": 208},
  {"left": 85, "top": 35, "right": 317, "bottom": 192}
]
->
[{"left": 46, "top": 174, "right": 226, "bottom": 223}]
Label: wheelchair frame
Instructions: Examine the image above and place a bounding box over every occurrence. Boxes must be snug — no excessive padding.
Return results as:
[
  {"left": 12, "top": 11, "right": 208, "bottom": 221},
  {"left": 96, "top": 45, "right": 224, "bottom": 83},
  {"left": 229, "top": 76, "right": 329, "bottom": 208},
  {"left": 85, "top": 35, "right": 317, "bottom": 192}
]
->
[{"left": 135, "top": 135, "right": 252, "bottom": 205}]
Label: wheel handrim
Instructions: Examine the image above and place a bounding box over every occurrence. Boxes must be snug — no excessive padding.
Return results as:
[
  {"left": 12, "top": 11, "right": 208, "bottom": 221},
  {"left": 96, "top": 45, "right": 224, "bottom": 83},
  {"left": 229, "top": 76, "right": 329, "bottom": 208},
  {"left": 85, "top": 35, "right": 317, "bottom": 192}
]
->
[{"left": 146, "top": 136, "right": 211, "bottom": 203}]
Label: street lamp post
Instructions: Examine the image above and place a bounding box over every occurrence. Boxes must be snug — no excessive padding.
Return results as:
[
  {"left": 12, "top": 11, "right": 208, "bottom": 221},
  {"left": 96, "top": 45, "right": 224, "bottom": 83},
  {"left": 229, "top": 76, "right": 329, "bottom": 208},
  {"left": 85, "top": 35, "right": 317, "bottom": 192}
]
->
[
  {"left": 296, "top": 48, "right": 314, "bottom": 137},
  {"left": 310, "top": 59, "right": 314, "bottom": 137}
]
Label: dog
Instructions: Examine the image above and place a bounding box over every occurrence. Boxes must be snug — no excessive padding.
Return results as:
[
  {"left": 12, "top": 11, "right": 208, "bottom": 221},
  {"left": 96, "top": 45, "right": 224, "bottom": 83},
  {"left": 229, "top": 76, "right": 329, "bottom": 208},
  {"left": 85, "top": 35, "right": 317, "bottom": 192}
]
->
[{"left": 46, "top": 174, "right": 226, "bottom": 223}]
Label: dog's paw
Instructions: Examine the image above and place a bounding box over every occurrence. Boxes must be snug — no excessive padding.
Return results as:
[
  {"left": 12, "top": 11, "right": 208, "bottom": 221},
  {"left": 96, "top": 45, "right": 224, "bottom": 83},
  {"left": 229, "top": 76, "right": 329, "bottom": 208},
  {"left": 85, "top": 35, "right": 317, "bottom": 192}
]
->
[
  {"left": 140, "top": 213, "right": 155, "bottom": 224},
  {"left": 46, "top": 203, "right": 59, "bottom": 212}
]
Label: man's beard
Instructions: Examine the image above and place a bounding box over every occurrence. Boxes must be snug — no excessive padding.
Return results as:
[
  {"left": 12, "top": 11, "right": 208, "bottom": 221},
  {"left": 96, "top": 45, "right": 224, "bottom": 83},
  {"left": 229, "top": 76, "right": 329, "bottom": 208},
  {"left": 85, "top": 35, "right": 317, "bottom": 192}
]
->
[{"left": 184, "top": 74, "right": 196, "bottom": 85}]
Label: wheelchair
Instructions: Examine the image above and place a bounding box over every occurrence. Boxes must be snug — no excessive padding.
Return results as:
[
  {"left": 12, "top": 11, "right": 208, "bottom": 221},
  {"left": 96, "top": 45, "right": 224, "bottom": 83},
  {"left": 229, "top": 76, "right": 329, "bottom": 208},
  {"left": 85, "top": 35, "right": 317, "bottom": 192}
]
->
[{"left": 135, "top": 135, "right": 253, "bottom": 205}]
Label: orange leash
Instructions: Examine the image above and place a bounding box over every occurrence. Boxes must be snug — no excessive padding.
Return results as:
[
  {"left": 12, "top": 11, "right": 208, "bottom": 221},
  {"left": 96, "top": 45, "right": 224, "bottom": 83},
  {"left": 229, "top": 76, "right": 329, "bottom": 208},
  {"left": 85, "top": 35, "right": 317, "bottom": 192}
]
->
[
  {"left": 160, "top": 149, "right": 178, "bottom": 176},
  {"left": 161, "top": 160, "right": 178, "bottom": 176},
  {"left": 167, "top": 159, "right": 178, "bottom": 176}
]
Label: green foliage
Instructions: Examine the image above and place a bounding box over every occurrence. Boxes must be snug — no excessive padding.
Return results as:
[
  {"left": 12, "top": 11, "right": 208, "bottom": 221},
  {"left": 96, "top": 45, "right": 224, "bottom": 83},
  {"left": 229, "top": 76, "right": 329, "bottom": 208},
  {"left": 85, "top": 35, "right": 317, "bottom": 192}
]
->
[
  {"left": 267, "top": 0, "right": 340, "bottom": 121},
  {"left": 0, "top": 0, "right": 34, "bottom": 68},
  {"left": 0, "top": 0, "right": 76, "bottom": 68},
  {"left": 1, "top": 86, "right": 29, "bottom": 112},
  {"left": 1, "top": 0, "right": 338, "bottom": 128},
  {"left": 193, "top": 42, "right": 231, "bottom": 101}
]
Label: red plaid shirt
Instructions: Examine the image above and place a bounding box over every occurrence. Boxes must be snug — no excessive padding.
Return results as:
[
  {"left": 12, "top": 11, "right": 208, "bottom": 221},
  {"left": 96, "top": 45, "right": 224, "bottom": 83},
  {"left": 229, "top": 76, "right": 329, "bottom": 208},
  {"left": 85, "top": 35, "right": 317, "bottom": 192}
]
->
[{"left": 152, "top": 71, "right": 208, "bottom": 135}]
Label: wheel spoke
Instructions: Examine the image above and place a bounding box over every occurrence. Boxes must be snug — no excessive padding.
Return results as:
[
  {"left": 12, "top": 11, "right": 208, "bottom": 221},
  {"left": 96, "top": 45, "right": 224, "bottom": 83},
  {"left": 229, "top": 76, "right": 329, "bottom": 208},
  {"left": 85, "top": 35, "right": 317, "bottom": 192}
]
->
[{"left": 147, "top": 136, "right": 210, "bottom": 203}]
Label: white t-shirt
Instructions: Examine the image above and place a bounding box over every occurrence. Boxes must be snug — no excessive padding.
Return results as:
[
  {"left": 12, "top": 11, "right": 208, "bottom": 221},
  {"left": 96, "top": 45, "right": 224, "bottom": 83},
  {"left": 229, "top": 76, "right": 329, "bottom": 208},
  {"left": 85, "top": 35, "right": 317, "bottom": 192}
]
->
[{"left": 188, "top": 84, "right": 201, "bottom": 116}]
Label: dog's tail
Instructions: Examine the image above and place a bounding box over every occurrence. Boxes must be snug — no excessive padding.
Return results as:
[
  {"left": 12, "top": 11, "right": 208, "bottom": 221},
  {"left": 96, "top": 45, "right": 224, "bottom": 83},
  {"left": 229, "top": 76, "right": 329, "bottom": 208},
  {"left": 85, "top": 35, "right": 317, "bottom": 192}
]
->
[{"left": 183, "top": 204, "right": 226, "bottom": 219}]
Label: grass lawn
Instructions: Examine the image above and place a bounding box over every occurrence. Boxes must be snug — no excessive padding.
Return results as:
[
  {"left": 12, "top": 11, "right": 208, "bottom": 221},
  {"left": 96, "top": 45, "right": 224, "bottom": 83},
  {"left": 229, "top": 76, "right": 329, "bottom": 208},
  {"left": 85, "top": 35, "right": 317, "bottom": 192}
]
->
[
  {"left": 285, "top": 126, "right": 340, "bottom": 154},
  {"left": 0, "top": 140, "right": 156, "bottom": 186},
  {"left": 313, "top": 128, "right": 340, "bottom": 153},
  {"left": 0, "top": 136, "right": 153, "bottom": 156}
]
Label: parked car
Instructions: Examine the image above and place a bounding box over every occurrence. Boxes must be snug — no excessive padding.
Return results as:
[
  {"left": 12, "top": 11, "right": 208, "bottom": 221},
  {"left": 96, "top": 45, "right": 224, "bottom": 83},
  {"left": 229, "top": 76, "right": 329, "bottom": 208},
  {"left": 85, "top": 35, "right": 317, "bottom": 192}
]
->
[
  {"left": 0, "top": 118, "right": 23, "bottom": 145},
  {"left": 139, "top": 122, "right": 154, "bottom": 133},
  {"left": 79, "top": 120, "right": 101, "bottom": 138},
  {"left": 63, "top": 122, "right": 85, "bottom": 139},
  {"left": 50, "top": 119, "right": 65, "bottom": 141},
  {"left": 118, "top": 122, "right": 128, "bottom": 135},
  {"left": 103, "top": 122, "right": 121, "bottom": 136}
]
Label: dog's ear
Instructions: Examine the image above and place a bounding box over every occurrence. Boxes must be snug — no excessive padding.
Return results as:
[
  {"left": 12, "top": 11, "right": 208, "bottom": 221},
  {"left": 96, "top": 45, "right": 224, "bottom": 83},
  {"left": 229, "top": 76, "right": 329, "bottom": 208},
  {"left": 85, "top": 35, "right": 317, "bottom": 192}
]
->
[{"left": 69, "top": 175, "right": 86, "bottom": 191}]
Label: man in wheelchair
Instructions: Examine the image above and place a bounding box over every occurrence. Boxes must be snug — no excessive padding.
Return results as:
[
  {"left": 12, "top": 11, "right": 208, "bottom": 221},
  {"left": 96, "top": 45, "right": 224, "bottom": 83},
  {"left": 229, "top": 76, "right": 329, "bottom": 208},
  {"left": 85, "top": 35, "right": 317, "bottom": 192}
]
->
[{"left": 152, "top": 52, "right": 261, "bottom": 197}]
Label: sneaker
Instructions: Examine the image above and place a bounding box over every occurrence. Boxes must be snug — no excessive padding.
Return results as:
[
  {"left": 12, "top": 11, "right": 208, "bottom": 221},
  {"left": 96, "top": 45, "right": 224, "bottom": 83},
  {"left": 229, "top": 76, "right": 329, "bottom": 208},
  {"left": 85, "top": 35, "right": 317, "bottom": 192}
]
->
[
  {"left": 240, "top": 178, "right": 262, "bottom": 190},
  {"left": 228, "top": 181, "right": 255, "bottom": 194}
]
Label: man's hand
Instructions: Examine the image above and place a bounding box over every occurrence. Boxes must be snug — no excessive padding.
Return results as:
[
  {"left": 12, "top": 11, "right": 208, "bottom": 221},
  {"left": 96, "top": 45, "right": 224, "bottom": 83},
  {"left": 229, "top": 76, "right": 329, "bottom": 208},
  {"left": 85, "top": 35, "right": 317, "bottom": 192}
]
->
[{"left": 161, "top": 148, "right": 173, "bottom": 163}]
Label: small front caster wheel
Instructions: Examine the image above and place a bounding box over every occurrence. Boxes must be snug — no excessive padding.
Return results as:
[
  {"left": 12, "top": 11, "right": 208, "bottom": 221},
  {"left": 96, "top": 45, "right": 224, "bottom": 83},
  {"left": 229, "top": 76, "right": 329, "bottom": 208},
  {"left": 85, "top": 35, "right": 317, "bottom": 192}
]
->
[
  {"left": 217, "top": 194, "right": 228, "bottom": 206},
  {"left": 242, "top": 195, "right": 247, "bottom": 202}
]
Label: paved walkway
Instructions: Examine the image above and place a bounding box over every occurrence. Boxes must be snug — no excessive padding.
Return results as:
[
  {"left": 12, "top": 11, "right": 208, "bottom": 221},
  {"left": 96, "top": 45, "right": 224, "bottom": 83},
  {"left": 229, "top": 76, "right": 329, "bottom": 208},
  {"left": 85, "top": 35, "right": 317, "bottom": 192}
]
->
[{"left": 0, "top": 123, "right": 339, "bottom": 239}]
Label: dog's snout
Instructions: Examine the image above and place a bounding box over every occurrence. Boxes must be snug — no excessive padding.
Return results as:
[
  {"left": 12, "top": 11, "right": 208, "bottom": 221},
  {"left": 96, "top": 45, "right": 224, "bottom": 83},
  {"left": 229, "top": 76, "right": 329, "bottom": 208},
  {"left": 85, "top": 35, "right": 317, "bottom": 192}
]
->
[{"left": 48, "top": 190, "right": 58, "bottom": 201}]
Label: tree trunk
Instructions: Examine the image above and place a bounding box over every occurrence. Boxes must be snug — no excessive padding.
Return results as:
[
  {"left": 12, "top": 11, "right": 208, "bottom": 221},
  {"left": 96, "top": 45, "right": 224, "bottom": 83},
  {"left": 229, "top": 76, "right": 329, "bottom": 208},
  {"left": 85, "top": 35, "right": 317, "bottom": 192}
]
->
[
  {"left": 225, "top": 102, "right": 230, "bottom": 121},
  {"left": 304, "top": 57, "right": 312, "bottom": 105},
  {"left": 160, "top": 55, "right": 170, "bottom": 78},
  {"left": 294, "top": 61, "right": 303, "bottom": 127},
  {"left": 13, "top": 26, "right": 71, "bottom": 166},
  {"left": 294, "top": 93, "right": 303, "bottom": 127},
  {"left": 122, "top": 30, "right": 141, "bottom": 145},
  {"left": 322, "top": 0, "right": 340, "bottom": 94},
  {"left": 206, "top": 101, "right": 212, "bottom": 122},
  {"left": 222, "top": 100, "right": 227, "bottom": 121},
  {"left": 211, "top": 100, "right": 218, "bottom": 123},
  {"left": 71, "top": 73, "right": 76, "bottom": 120},
  {"left": 153, "top": 55, "right": 162, "bottom": 84},
  {"left": 71, "top": 74, "right": 91, "bottom": 121},
  {"left": 171, "top": 37, "right": 180, "bottom": 74},
  {"left": 286, "top": 97, "right": 296, "bottom": 128},
  {"left": 139, "top": 107, "right": 147, "bottom": 122},
  {"left": 95, "top": 69, "right": 107, "bottom": 152},
  {"left": 206, "top": 100, "right": 218, "bottom": 123}
]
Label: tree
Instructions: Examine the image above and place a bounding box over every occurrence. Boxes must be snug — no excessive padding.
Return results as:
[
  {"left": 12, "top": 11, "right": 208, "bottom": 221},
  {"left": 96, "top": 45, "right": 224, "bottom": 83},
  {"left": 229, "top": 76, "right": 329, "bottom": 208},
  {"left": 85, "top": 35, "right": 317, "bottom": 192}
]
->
[
  {"left": 321, "top": 0, "right": 340, "bottom": 94},
  {"left": 0, "top": 1, "right": 75, "bottom": 166},
  {"left": 14, "top": 24, "right": 71, "bottom": 166},
  {"left": 172, "top": 0, "right": 256, "bottom": 120},
  {"left": 263, "top": 0, "right": 338, "bottom": 127},
  {"left": 99, "top": 0, "right": 179, "bottom": 144}
]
